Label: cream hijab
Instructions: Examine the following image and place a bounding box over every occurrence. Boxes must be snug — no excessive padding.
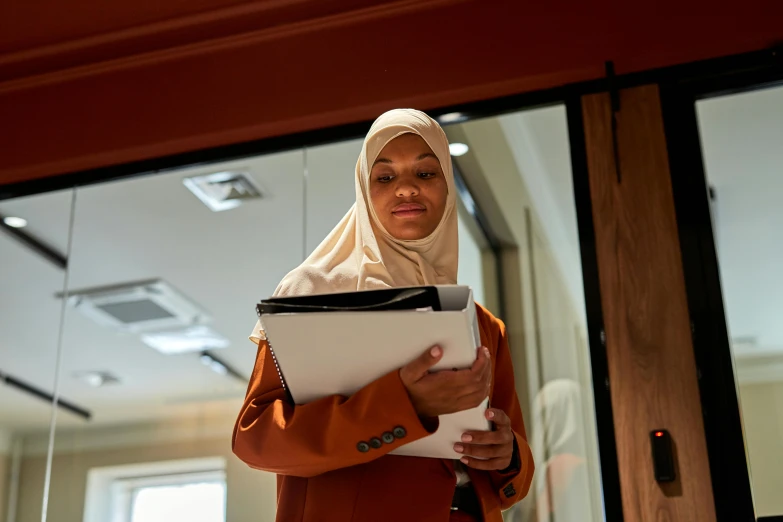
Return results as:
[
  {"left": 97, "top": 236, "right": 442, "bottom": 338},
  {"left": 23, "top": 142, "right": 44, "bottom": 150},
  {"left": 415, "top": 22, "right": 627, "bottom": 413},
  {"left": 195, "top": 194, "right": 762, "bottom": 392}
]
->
[{"left": 250, "top": 109, "right": 459, "bottom": 344}]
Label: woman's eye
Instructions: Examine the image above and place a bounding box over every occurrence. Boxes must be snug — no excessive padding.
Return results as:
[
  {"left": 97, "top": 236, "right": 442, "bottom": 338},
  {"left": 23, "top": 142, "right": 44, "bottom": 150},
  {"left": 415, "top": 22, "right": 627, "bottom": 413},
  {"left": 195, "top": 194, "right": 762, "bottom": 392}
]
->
[
  {"left": 376, "top": 175, "right": 393, "bottom": 183},
  {"left": 418, "top": 172, "right": 436, "bottom": 179}
]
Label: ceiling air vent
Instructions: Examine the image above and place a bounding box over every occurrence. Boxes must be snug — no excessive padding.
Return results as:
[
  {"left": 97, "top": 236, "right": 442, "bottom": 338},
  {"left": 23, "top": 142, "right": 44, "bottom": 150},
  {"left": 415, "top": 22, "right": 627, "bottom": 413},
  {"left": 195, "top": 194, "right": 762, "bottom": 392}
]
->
[
  {"left": 183, "top": 171, "right": 262, "bottom": 212},
  {"left": 61, "top": 279, "right": 211, "bottom": 334}
]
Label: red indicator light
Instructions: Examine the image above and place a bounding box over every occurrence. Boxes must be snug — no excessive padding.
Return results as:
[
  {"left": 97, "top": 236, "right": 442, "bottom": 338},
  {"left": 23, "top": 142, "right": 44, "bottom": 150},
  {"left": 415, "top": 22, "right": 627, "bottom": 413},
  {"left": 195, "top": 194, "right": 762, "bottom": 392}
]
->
[{"left": 655, "top": 431, "right": 664, "bottom": 437}]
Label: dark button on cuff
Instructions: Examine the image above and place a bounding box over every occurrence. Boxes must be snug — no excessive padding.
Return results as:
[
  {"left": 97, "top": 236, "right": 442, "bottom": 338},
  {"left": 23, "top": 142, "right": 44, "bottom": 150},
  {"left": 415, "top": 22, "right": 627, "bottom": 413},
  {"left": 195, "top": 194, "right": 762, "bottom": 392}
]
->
[
  {"left": 392, "top": 426, "right": 407, "bottom": 439},
  {"left": 503, "top": 484, "right": 516, "bottom": 498},
  {"left": 357, "top": 441, "right": 371, "bottom": 453},
  {"left": 369, "top": 437, "right": 383, "bottom": 449},
  {"left": 382, "top": 432, "right": 395, "bottom": 444}
]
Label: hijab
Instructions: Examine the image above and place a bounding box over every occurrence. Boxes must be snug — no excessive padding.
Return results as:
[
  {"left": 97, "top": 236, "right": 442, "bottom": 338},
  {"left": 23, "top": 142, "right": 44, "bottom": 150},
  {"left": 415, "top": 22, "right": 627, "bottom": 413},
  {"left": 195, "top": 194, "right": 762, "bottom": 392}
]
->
[
  {"left": 250, "top": 109, "right": 458, "bottom": 344},
  {"left": 532, "top": 379, "right": 584, "bottom": 464}
]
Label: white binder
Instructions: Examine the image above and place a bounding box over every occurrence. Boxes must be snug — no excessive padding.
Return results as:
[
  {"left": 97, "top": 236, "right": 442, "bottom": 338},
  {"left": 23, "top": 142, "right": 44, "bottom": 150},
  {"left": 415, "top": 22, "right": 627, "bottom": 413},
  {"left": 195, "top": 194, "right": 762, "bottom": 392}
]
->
[{"left": 258, "top": 285, "right": 491, "bottom": 459}]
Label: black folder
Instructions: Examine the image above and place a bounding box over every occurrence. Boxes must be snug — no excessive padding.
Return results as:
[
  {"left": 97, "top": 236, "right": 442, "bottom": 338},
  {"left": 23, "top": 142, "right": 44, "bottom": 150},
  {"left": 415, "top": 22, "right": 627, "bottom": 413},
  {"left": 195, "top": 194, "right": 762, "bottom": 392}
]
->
[{"left": 257, "top": 286, "right": 442, "bottom": 316}]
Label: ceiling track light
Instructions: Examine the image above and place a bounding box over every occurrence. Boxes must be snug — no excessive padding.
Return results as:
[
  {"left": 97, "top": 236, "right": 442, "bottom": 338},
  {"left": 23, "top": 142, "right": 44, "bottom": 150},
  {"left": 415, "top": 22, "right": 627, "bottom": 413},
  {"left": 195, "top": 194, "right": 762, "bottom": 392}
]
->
[
  {"left": 0, "top": 368, "right": 91, "bottom": 420},
  {"left": 199, "top": 351, "right": 246, "bottom": 383},
  {"left": 0, "top": 213, "right": 68, "bottom": 270}
]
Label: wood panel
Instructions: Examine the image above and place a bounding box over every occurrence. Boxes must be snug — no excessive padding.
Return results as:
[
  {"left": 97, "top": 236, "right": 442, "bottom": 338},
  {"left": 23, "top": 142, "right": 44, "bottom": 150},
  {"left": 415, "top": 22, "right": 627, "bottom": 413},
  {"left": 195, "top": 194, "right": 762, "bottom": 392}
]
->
[
  {"left": 1, "top": 0, "right": 783, "bottom": 186},
  {"left": 582, "top": 85, "right": 716, "bottom": 521}
]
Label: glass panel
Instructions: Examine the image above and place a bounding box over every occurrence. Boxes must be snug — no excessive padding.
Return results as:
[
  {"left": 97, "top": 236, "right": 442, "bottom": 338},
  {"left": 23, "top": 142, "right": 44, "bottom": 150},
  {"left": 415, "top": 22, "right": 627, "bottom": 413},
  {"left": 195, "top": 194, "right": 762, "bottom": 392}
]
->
[
  {"left": 34, "top": 107, "right": 600, "bottom": 521},
  {"left": 457, "top": 211, "right": 488, "bottom": 307},
  {"left": 696, "top": 84, "right": 783, "bottom": 518},
  {"left": 37, "top": 151, "right": 304, "bottom": 522},
  {"left": 446, "top": 105, "right": 604, "bottom": 521},
  {"left": 0, "top": 189, "right": 74, "bottom": 521}
]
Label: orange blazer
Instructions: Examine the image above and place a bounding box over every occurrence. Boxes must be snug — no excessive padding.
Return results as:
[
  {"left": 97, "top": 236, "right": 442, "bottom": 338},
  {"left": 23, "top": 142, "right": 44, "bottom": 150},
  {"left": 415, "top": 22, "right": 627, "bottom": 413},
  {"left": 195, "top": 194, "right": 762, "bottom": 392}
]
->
[{"left": 232, "top": 304, "right": 534, "bottom": 521}]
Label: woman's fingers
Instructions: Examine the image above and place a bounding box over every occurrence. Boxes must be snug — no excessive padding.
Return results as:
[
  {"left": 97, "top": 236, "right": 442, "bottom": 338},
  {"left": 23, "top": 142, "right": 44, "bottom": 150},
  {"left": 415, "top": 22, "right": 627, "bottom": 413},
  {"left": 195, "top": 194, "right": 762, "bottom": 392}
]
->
[
  {"left": 411, "top": 346, "right": 493, "bottom": 416},
  {"left": 453, "top": 441, "right": 511, "bottom": 459},
  {"left": 470, "top": 346, "right": 491, "bottom": 373},
  {"left": 461, "top": 427, "right": 513, "bottom": 446},
  {"left": 486, "top": 408, "right": 510, "bottom": 426},
  {"left": 458, "top": 455, "right": 511, "bottom": 471}
]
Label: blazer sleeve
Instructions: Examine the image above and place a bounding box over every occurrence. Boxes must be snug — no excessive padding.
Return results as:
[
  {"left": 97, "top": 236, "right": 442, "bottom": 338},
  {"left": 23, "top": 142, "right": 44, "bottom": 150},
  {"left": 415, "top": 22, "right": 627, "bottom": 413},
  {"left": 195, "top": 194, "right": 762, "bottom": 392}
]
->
[
  {"left": 232, "top": 340, "right": 438, "bottom": 478},
  {"left": 486, "top": 317, "right": 535, "bottom": 509}
]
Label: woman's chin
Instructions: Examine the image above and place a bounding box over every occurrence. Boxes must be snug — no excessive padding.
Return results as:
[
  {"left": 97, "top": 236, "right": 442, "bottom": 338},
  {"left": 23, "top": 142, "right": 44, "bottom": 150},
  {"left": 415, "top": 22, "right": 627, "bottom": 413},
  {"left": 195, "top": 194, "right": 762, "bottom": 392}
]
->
[{"left": 388, "top": 226, "right": 435, "bottom": 241}]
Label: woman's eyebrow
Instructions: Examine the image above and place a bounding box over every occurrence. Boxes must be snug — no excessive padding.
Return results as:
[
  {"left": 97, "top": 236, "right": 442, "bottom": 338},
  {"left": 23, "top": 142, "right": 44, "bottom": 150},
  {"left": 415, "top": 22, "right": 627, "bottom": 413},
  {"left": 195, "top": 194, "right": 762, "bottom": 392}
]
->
[
  {"left": 372, "top": 152, "right": 438, "bottom": 167},
  {"left": 372, "top": 157, "right": 393, "bottom": 166}
]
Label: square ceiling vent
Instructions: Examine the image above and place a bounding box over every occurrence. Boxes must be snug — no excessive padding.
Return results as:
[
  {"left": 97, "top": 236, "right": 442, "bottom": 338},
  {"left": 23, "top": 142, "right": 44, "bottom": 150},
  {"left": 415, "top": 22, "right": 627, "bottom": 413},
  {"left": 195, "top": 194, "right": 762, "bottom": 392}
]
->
[
  {"left": 183, "top": 171, "right": 262, "bottom": 212},
  {"left": 61, "top": 279, "right": 211, "bottom": 334}
]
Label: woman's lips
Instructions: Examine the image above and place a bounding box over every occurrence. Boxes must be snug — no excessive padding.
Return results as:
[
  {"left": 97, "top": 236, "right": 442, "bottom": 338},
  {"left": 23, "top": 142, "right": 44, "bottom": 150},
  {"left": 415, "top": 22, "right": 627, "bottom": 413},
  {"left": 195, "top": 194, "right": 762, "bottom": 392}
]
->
[{"left": 392, "top": 203, "right": 426, "bottom": 219}]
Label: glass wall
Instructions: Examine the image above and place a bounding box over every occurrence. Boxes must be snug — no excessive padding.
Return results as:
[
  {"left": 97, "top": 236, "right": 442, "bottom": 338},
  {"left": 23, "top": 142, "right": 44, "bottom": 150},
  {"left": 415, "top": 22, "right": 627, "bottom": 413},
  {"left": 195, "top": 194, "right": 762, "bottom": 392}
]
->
[
  {"left": 1, "top": 105, "right": 606, "bottom": 521},
  {"left": 0, "top": 189, "right": 74, "bottom": 522},
  {"left": 696, "top": 84, "right": 783, "bottom": 518},
  {"left": 445, "top": 105, "right": 604, "bottom": 522}
]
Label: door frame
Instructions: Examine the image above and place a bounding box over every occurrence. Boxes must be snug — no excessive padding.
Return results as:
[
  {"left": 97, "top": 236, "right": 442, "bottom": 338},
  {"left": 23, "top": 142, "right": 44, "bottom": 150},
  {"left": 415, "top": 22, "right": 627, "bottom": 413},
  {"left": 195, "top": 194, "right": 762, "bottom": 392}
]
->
[{"left": 659, "top": 62, "right": 783, "bottom": 521}]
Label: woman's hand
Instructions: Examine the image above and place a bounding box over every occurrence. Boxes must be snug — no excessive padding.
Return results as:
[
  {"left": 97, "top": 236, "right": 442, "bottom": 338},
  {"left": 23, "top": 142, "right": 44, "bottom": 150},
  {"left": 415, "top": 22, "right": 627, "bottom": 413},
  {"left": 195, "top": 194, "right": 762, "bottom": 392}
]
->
[
  {"left": 454, "top": 408, "right": 515, "bottom": 471},
  {"left": 399, "top": 345, "right": 492, "bottom": 418}
]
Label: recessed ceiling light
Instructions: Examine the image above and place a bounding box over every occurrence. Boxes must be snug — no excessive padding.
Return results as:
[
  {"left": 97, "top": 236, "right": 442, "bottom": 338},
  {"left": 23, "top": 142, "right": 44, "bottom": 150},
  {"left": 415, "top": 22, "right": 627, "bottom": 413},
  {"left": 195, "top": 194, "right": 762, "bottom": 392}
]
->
[
  {"left": 449, "top": 143, "right": 469, "bottom": 157},
  {"left": 3, "top": 216, "right": 28, "bottom": 228},
  {"left": 73, "top": 371, "right": 120, "bottom": 388},
  {"left": 438, "top": 112, "right": 467, "bottom": 124}
]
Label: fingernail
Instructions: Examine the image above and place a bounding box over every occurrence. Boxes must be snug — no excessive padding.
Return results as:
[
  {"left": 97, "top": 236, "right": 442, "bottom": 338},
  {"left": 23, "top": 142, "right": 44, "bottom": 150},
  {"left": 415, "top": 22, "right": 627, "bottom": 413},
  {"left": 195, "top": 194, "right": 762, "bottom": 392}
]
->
[
  {"left": 483, "top": 347, "right": 490, "bottom": 358},
  {"left": 454, "top": 444, "right": 464, "bottom": 453},
  {"left": 461, "top": 434, "right": 472, "bottom": 443},
  {"left": 487, "top": 410, "right": 495, "bottom": 419},
  {"left": 460, "top": 457, "right": 469, "bottom": 464},
  {"left": 431, "top": 346, "right": 441, "bottom": 357}
]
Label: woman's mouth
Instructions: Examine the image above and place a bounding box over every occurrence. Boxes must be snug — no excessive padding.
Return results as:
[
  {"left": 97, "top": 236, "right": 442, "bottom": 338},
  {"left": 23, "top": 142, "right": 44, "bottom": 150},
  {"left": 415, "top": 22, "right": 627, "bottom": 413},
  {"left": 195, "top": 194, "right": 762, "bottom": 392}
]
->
[{"left": 392, "top": 203, "right": 426, "bottom": 219}]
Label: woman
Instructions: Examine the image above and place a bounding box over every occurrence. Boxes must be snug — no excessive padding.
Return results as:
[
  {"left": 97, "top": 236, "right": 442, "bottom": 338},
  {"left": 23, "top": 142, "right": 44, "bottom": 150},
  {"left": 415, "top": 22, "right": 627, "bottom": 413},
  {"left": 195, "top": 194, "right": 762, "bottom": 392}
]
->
[{"left": 232, "top": 109, "right": 534, "bottom": 521}]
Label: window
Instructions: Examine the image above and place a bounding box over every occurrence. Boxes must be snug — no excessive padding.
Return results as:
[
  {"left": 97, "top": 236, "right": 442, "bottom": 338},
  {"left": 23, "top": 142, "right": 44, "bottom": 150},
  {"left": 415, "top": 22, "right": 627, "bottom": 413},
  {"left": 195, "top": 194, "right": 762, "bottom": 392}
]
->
[
  {"left": 84, "top": 457, "right": 226, "bottom": 522},
  {"left": 696, "top": 84, "right": 783, "bottom": 517},
  {"left": 115, "top": 471, "right": 225, "bottom": 522}
]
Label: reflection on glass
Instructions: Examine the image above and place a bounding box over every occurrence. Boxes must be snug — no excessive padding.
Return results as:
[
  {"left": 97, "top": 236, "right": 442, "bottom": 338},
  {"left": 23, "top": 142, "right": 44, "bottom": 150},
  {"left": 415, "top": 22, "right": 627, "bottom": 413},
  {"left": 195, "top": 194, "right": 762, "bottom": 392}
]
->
[
  {"left": 530, "top": 380, "right": 591, "bottom": 521},
  {"left": 446, "top": 105, "right": 604, "bottom": 521},
  {"left": 5, "top": 105, "right": 603, "bottom": 521},
  {"left": 0, "top": 189, "right": 74, "bottom": 521},
  {"left": 696, "top": 84, "right": 783, "bottom": 518},
  {"left": 38, "top": 150, "right": 305, "bottom": 522}
]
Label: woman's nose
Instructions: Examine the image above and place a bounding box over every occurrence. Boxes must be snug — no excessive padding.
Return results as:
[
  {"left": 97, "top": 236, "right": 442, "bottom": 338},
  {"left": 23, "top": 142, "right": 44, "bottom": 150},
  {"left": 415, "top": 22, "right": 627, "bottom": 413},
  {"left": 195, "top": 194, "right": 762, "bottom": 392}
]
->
[{"left": 395, "top": 179, "right": 419, "bottom": 198}]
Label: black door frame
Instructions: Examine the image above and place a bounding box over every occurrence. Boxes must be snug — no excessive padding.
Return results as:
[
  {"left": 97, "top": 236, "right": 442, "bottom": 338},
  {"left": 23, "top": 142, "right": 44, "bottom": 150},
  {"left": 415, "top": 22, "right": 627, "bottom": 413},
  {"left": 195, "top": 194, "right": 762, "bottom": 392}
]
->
[{"left": 660, "top": 56, "right": 783, "bottom": 522}]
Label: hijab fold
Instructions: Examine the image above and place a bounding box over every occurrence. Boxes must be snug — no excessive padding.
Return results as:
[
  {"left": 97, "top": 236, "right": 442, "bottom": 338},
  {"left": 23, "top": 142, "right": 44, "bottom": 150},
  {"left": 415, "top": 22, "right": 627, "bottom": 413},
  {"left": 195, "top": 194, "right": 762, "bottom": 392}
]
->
[{"left": 251, "top": 109, "right": 458, "bottom": 344}]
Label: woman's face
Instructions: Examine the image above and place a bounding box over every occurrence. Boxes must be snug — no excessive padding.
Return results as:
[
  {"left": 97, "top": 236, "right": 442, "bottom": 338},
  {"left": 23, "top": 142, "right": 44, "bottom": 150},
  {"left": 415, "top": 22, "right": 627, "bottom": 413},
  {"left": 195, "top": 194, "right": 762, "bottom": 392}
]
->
[{"left": 369, "top": 133, "right": 448, "bottom": 241}]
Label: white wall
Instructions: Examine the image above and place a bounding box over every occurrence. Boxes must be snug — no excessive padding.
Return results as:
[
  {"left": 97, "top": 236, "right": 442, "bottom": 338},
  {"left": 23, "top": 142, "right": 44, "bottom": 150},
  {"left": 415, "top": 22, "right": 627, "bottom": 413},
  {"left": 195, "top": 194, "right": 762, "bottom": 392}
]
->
[
  {"left": 14, "top": 416, "right": 277, "bottom": 522},
  {"left": 738, "top": 382, "right": 783, "bottom": 517},
  {"left": 457, "top": 211, "right": 486, "bottom": 306},
  {"left": 0, "top": 430, "right": 9, "bottom": 521},
  {"left": 697, "top": 86, "right": 783, "bottom": 357}
]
